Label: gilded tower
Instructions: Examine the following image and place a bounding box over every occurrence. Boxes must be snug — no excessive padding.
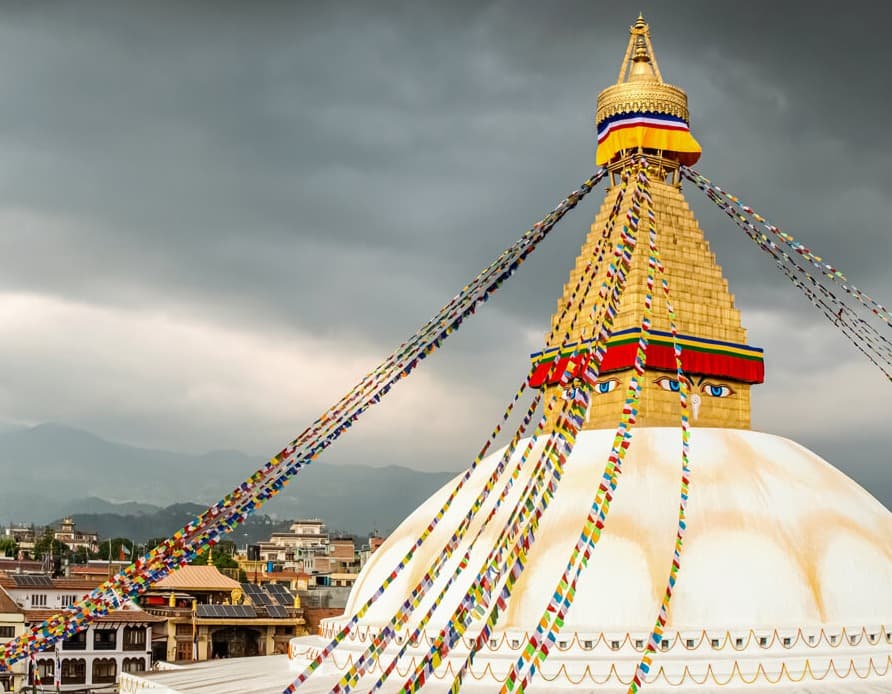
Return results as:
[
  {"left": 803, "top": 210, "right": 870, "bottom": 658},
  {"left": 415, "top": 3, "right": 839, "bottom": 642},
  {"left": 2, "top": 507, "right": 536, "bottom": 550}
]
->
[{"left": 529, "top": 16, "right": 764, "bottom": 429}]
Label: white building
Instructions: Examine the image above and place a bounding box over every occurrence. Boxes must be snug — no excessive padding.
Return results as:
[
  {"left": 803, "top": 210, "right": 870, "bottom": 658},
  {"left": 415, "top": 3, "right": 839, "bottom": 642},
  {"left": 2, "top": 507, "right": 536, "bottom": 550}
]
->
[
  {"left": 0, "top": 574, "right": 162, "bottom": 691},
  {"left": 257, "top": 520, "right": 329, "bottom": 572}
]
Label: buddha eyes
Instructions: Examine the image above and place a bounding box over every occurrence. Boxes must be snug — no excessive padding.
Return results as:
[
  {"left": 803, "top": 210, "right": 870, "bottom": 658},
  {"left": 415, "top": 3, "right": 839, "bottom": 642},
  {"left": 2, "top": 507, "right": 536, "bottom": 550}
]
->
[
  {"left": 594, "top": 378, "right": 619, "bottom": 394},
  {"left": 655, "top": 376, "right": 687, "bottom": 392},
  {"left": 701, "top": 382, "right": 734, "bottom": 398},
  {"left": 654, "top": 377, "right": 734, "bottom": 398}
]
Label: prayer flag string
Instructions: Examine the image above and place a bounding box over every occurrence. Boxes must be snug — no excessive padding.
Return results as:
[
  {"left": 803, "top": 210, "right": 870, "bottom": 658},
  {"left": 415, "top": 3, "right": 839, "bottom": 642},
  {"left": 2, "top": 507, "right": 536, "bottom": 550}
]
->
[
  {"left": 626, "top": 170, "right": 692, "bottom": 694},
  {"left": 502, "top": 161, "right": 653, "bottom": 693},
  {"left": 0, "top": 172, "right": 607, "bottom": 671}
]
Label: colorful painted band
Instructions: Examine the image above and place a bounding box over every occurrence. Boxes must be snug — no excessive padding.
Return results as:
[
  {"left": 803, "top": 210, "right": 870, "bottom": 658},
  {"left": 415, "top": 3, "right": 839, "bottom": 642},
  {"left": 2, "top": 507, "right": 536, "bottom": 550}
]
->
[{"left": 529, "top": 331, "right": 764, "bottom": 386}]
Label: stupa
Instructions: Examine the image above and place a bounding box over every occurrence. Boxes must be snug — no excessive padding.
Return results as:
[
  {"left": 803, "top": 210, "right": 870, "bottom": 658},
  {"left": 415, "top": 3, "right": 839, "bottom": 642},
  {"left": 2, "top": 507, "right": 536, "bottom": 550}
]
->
[
  {"left": 114, "top": 14, "right": 892, "bottom": 694},
  {"left": 284, "top": 15, "right": 892, "bottom": 691}
]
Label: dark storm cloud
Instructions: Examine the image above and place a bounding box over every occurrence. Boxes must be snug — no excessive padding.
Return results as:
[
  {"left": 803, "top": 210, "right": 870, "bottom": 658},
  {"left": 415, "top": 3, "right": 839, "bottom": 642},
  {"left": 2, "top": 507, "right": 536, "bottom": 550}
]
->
[{"left": 0, "top": 2, "right": 889, "bottom": 493}]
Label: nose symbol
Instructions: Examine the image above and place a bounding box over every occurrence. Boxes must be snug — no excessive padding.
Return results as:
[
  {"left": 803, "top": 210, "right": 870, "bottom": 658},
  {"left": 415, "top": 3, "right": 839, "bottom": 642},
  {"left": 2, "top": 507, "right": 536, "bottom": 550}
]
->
[{"left": 691, "top": 393, "right": 702, "bottom": 420}]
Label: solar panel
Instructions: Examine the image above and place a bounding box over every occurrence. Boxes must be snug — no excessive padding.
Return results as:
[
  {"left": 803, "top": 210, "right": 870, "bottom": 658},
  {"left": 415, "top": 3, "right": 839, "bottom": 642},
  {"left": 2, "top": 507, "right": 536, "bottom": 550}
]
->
[
  {"left": 241, "top": 583, "right": 262, "bottom": 595},
  {"left": 252, "top": 593, "right": 273, "bottom": 606},
  {"left": 266, "top": 605, "right": 289, "bottom": 619},
  {"left": 196, "top": 604, "right": 217, "bottom": 618},
  {"left": 12, "top": 574, "right": 53, "bottom": 587},
  {"left": 266, "top": 584, "right": 294, "bottom": 606}
]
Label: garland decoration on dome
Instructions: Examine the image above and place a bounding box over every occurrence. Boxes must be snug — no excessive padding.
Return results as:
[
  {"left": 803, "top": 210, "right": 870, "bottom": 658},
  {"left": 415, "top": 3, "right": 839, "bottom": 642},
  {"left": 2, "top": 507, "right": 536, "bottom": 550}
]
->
[
  {"left": 682, "top": 167, "right": 892, "bottom": 380},
  {"left": 0, "top": 171, "right": 607, "bottom": 672}
]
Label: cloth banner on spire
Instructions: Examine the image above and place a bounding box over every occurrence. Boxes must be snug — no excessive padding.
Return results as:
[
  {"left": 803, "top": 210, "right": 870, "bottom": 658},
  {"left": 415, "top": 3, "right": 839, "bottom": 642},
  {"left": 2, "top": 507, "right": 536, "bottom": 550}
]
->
[{"left": 596, "top": 111, "right": 701, "bottom": 166}]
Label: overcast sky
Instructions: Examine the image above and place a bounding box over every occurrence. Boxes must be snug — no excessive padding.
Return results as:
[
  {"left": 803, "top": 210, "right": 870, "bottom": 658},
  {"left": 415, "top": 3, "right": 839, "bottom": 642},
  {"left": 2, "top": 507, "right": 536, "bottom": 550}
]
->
[{"left": 0, "top": 2, "right": 889, "bottom": 500}]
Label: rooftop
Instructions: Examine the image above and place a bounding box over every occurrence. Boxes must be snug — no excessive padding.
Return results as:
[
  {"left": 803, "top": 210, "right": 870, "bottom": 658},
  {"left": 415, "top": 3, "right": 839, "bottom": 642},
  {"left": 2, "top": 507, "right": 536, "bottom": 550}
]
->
[
  {"left": 152, "top": 565, "right": 242, "bottom": 592},
  {"left": 0, "top": 574, "right": 105, "bottom": 592},
  {"left": 0, "top": 586, "right": 22, "bottom": 616},
  {"left": 24, "top": 607, "right": 165, "bottom": 624}
]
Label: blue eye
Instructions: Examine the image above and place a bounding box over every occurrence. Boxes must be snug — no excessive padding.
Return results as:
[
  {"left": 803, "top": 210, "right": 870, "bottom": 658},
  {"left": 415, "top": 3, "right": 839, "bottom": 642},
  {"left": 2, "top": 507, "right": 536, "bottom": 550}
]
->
[
  {"left": 655, "top": 377, "right": 682, "bottom": 392},
  {"left": 595, "top": 379, "right": 619, "bottom": 394},
  {"left": 703, "top": 383, "right": 734, "bottom": 398}
]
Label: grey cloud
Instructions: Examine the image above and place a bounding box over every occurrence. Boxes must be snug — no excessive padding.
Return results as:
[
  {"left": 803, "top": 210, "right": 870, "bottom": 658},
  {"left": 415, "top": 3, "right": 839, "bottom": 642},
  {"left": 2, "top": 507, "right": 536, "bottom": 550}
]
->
[{"left": 0, "top": 1, "right": 889, "bottom": 493}]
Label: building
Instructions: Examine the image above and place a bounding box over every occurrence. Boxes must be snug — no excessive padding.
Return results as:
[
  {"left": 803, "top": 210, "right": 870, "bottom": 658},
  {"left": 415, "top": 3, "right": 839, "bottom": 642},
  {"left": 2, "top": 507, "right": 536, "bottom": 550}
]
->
[
  {"left": 0, "top": 588, "right": 25, "bottom": 693},
  {"left": 0, "top": 574, "right": 161, "bottom": 691},
  {"left": 357, "top": 534, "right": 385, "bottom": 569},
  {"left": 255, "top": 520, "right": 329, "bottom": 573},
  {"left": 54, "top": 518, "right": 101, "bottom": 555},
  {"left": 141, "top": 565, "right": 307, "bottom": 663},
  {"left": 68, "top": 560, "right": 131, "bottom": 581},
  {"left": 1, "top": 526, "right": 37, "bottom": 560}
]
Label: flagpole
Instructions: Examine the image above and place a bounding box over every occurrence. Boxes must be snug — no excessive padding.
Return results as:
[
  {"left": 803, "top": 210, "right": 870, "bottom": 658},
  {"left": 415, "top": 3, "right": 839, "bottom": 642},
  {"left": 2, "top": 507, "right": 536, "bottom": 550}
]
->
[{"left": 54, "top": 642, "right": 61, "bottom": 694}]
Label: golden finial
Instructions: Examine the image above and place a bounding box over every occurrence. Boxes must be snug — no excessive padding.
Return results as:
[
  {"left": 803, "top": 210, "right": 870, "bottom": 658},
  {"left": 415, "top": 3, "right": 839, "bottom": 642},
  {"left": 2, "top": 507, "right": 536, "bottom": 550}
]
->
[
  {"left": 616, "top": 13, "right": 662, "bottom": 83},
  {"left": 597, "top": 15, "right": 688, "bottom": 132}
]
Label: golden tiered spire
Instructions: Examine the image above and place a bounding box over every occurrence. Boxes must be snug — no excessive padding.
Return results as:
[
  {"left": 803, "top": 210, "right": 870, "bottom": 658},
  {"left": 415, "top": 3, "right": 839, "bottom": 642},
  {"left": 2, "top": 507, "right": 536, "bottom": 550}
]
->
[
  {"left": 530, "top": 17, "right": 762, "bottom": 430},
  {"left": 617, "top": 13, "right": 663, "bottom": 83},
  {"left": 595, "top": 14, "right": 700, "bottom": 168}
]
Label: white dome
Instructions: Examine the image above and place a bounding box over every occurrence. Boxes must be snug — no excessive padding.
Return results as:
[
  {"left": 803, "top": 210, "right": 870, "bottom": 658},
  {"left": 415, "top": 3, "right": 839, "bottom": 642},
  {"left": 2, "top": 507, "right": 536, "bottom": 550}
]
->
[
  {"left": 290, "top": 428, "right": 892, "bottom": 689},
  {"left": 348, "top": 428, "right": 892, "bottom": 632}
]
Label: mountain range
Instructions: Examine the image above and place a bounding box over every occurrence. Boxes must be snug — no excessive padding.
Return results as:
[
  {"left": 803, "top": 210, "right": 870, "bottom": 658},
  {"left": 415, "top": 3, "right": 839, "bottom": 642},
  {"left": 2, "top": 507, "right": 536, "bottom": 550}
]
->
[{"left": 0, "top": 423, "right": 455, "bottom": 538}]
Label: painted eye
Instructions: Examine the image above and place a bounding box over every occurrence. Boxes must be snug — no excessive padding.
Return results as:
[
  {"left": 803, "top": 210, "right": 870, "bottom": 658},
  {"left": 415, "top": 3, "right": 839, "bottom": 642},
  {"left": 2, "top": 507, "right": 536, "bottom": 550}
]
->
[
  {"left": 594, "top": 378, "right": 619, "bottom": 394},
  {"left": 655, "top": 376, "right": 682, "bottom": 392},
  {"left": 702, "top": 382, "right": 734, "bottom": 398}
]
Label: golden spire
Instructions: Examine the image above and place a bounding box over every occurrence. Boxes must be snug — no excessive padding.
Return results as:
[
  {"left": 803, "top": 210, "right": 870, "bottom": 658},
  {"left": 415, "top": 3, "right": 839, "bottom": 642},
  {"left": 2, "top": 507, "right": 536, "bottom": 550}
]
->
[
  {"left": 595, "top": 15, "right": 701, "bottom": 168},
  {"left": 530, "top": 18, "right": 760, "bottom": 430},
  {"left": 617, "top": 13, "right": 663, "bottom": 83}
]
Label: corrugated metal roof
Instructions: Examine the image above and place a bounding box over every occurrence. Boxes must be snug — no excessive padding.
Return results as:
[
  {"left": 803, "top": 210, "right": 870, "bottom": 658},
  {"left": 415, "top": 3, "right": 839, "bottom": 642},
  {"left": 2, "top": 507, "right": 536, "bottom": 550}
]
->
[{"left": 152, "top": 565, "right": 242, "bottom": 591}]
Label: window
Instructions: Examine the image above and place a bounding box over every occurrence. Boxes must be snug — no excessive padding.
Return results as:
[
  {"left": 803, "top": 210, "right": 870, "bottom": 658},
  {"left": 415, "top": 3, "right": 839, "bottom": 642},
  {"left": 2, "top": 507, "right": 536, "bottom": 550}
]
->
[
  {"left": 63, "top": 631, "right": 87, "bottom": 651},
  {"left": 123, "top": 657, "right": 146, "bottom": 673},
  {"left": 61, "top": 594, "right": 77, "bottom": 607},
  {"left": 0, "top": 626, "right": 14, "bottom": 639},
  {"left": 92, "top": 657, "right": 117, "bottom": 684},
  {"left": 124, "top": 626, "right": 147, "bottom": 651},
  {"left": 61, "top": 658, "right": 86, "bottom": 685},
  {"left": 758, "top": 636, "right": 768, "bottom": 647},
  {"left": 735, "top": 637, "right": 744, "bottom": 648},
  {"left": 31, "top": 594, "right": 47, "bottom": 607},
  {"left": 176, "top": 624, "right": 192, "bottom": 636},
  {"left": 94, "top": 629, "right": 117, "bottom": 650},
  {"left": 36, "top": 658, "right": 54, "bottom": 681},
  {"left": 711, "top": 638, "right": 720, "bottom": 648}
]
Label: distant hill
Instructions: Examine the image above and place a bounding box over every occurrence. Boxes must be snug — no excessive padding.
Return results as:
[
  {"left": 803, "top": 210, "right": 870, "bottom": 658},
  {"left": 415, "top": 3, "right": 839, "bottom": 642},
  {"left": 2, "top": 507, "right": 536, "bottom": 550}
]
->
[{"left": 0, "top": 423, "right": 456, "bottom": 536}]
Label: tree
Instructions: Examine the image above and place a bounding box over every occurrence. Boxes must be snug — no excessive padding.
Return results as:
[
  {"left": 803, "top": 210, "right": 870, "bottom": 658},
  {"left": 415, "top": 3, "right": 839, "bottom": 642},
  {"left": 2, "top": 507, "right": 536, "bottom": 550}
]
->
[
  {"left": 95, "top": 537, "right": 135, "bottom": 562},
  {"left": 189, "top": 545, "right": 239, "bottom": 571},
  {"left": 0, "top": 537, "right": 18, "bottom": 558},
  {"left": 33, "top": 528, "right": 70, "bottom": 560}
]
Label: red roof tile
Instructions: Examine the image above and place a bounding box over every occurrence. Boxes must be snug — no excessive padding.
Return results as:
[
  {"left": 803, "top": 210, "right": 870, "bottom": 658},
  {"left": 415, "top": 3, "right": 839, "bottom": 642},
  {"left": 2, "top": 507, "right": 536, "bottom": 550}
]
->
[{"left": 0, "top": 587, "right": 22, "bottom": 615}]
